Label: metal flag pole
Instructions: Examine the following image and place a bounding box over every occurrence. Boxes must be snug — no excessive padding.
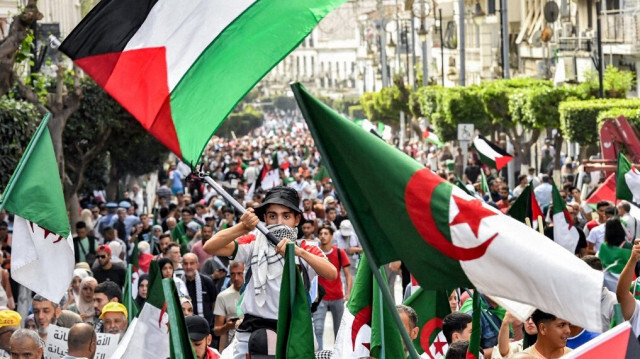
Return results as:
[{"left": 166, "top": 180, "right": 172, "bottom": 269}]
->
[{"left": 197, "top": 172, "right": 280, "bottom": 246}]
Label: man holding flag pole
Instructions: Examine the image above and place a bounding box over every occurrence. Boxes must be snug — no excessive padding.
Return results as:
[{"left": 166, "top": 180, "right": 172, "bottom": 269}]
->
[{"left": 203, "top": 186, "right": 336, "bottom": 358}]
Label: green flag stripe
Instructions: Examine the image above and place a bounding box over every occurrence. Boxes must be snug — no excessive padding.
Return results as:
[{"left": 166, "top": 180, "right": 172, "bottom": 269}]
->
[
  {"left": 169, "top": 0, "right": 346, "bottom": 165},
  {"left": 617, "top": 152, "right": 633, "bottom": 202},
  {"left": 1, "top": 115, "right": 70, "bottom": 238},
  {"left": 162, "top": 278, "right": 197, "bottom": 358}
]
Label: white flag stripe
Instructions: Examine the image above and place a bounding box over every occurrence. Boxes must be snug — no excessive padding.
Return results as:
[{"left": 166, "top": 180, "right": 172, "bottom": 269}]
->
[
  {"left": 448, "top": 187, "right": 603, "bottom": 332},
  {"left": 333, "top": 310, "right": 372, "bottom": 358},
  {"left": 11, "top": 216, "right": 74, "bottom": 303},
  {"left": 624, "top": 167, "right": 640, "bottom": 202},
  {"left": 124, "top": 0, "right": 256, "bottom": 90},
  {"left": 111, "top": 303, "right": 169, "bottom": 358},
  {"left": 553, "top": 212, "right": 580, "bottom": 253},
  {"left": 472, "top": 136, "right": 502, "bottom": 160}
]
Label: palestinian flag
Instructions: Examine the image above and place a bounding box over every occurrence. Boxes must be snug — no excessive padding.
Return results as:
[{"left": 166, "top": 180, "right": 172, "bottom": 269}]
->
[
  {"left": 617, "top": 152, "right": 640, "bottom": 203},
  {"left": 0, "top": 115, "right": 74, "bottom": 303},
  {"left": 551, "top": 181, "right": 579, "bottom": 253},
  {"left": 123, "top": 264, "right": 140, "bottom": 322},
  {"left": 333, "top": 255, "right": 404, "bottom": 358},
  {"left": 564, "top": 322, "right": 640, "bottom": 358},
  {"left": 466, "top": 290, "right": 481, "bottom": 359},
  {"left": 423, "top": 127, "right": 444, "bottom": 147},
  {"left": 507, "top": 182, "right": 544, "bottom": 228},
  {"left": 472, "top": 136, "right": 512, "bottom": 170},
  {"left": 112, "top": 260, "right": 169, "bottom": 358},
  {"left": 58, "top": 0, "right": 346, "bottom": 166},
  {"left": 275, "top": 243, "right": 314, "bottom": 359},
  {"left": 292, "top": 82, "right": 604, "bottom": 332},
  {"left": 162, "top": 278, "right": 197, "bottom": 359},
  {"left": 403, "top": 288, "right": 451, "bottom": 358}
]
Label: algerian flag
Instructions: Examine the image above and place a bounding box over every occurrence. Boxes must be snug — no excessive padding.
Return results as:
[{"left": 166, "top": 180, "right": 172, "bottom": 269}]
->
[
  {"left": 617, "top": 152, "right": 640, "bottom": 203},
  {"left": 162, "top": 278, "right": 197, "bottom": 359},
  {"left": 275, "top": 243, "right": 314, "bottom": 358},
  {"left": 292, "top": 82, "right": 604, "bottom": 332},
  {"left": 472, "top": 135, "right": 513, "bottom": 170},
  {"left": 333, "top": 255, "right": 405, "bottom": 358},
  {"left": 466, "top": 290, "right": 482, "bottom": 359},
  {"left": 0, "top": 115, "right": 74, "bottom": 303},
  {"left": 59, "top": 0, "right": 347, "bottom": 166},
  {"left": 551, "top": 181, "right": 580, "bottom": 253},
  {"left": 130, "top": 238, "right": 141, "bottom": 300},
  {"left": 112, "top": 261, "right": 169, "bottom": 358},
  {"left": 403, "top": 288, "right": 451, "bottom": 358},
  {"left": 423, "top": 127, "right": 444, "bottom": 147},
  {"left": 123, "top": 264, "right": 139, "bottom": 322}
]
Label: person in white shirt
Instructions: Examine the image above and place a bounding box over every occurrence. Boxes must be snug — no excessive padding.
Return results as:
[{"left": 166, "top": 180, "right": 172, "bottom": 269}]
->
[
  {"left": 617, "top": 200, "right": 640, "bottom": 242},
  {"left": 586, "top": 206, "right": 616, "bottom": 254}
]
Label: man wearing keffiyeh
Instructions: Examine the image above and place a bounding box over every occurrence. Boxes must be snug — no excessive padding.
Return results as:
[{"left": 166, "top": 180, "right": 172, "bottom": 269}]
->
[{"left": 204, "top": 186, "right": 337, "bottom": 359}]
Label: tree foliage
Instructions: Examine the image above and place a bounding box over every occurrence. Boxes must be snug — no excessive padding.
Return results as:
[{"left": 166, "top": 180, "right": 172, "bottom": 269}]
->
[
  {"left": 0, "top": 97, "right": 39, "bottom": 189},
  {"left": 216, "top": 106, "right": 264, "bottom": 138}
]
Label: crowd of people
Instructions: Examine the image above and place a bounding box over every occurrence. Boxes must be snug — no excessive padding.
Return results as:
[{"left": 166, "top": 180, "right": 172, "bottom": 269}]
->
[{"left": 0, "top": 109, "right": 639, "bottom": 359}]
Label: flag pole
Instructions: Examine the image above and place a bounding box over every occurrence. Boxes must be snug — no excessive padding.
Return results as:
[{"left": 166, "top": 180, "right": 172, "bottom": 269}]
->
[
  {"left": 0, "top": 113, "right": 51, "bottom": 212},
  {"left": 377, "top": 270, "right": 386, "bottom": 359},
  {"left": 290, "top": 83, "right": 420, "bottom": 359},
  {"left": 615, "top": 151, "right": 620, "bottom": 216},
  {"left": 197, "top": 174, "right": 280, "bottom": 246}
]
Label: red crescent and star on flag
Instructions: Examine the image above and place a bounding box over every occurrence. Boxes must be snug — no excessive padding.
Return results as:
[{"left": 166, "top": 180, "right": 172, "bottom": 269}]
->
[
  {"left": 406, "top": 169, "right": 498, "bottom": 261},
  {"left": 28, "top": 221, "right": 62, "bottom": 243},
  {"left": 420, "top": 317, "right": 447, "bottom": 359}
]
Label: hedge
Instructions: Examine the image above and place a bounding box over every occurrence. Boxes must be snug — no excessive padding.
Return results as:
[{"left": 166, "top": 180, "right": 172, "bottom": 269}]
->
[
  {"left": 597, "top": 108, "right": 640, "bottom": 128},
  {"left": 559, "top": 98, "right": 640, "bottom": 146}
]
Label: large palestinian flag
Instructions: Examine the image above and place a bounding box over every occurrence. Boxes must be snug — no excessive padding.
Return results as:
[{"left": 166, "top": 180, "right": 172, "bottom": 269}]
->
[
  {"left": 59, "top": 0, "right": 346, "bottom": 166},
  {"left": 472, "top": 135, "right": 512, "bottom": 170},
  {"left": 403, "top": 288, "right": 451, "bottom": 358},
  {"left": 292, "top": 82, "right": 604, "bottom": 332}
]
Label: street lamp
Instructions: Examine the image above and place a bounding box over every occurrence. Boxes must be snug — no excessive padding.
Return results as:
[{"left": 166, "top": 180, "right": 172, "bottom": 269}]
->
[{"left": 412, "top": 0, "right": 431, "bottom": 88}]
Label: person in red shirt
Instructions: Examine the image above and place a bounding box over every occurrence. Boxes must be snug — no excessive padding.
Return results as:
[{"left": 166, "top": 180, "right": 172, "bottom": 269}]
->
[{"left": 313, "top": 225, "right": 353, "bottom": 350}]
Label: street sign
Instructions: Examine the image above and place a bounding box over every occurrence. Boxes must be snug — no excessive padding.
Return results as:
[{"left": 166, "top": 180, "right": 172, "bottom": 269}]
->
[{"left": 457, "top": 123, "right": 474, "bottom": 141}]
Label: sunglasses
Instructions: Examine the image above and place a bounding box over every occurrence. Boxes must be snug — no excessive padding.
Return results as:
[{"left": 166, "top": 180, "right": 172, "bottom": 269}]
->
[{"left": 97, "top": 255, "right": 108, "bottom": 259}]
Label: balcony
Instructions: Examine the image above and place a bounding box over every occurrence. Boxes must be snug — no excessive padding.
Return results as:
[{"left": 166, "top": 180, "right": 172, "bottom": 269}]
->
[{"left": 601, "top": 9, "right": 640, "bottom": 46}]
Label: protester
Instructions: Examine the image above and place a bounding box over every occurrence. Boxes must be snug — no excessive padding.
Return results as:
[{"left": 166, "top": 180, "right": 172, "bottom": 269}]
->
[
  {"left": 181, "top": 253, "right": 218, "bottom": 330},
  {"left": 65, "top": 268, "right": 90, "bottom": 310},
  {"left": 598, "top": 218, "right": 632, "bottom": 291},
  {"left": 213, "top": 262, "right": 244, "bottom": 352},
  {"left": 92, "top": 244, "right": 125, "bottom": 287},
  {"left": 0, "top": 310, "right": 21, "bottom": 357},
  {"left": 165, "top": 243, "right": 185, "bottom": 278},
  {"left": 492, "top": 312, "right": 537, "bottom": 358},
  {"left": 203, "top": 186, "right": 336, "bottom": 358},
  {"left": 313, "top": 225, "right": 352, "bottom": 350},
  {"left": 93, "top": 281, "right": 122, "bottom": 333},
  {"left": 67, "top": 277, "right": 98, "bottom": 324},
  {"left": 446, "top": 340, "right": 470, "bottom": 359},
  {"left": 32, "top": 294, "right": 62, "bottom": 339},
  {"left": 442, "top": 312, "right": 472, "bottom": 345},
  {"left": 186, "top": 315, "right": 220, "bottom": 359},
  {"left": 8, "top": 329, "right": 43, "bottom": 359},
  {"left": 100, "top": 302, "right": 128, "bottom": 340},
  {"left": 181, "top": 296, "right": 194, "bottom": 317},
  {"left": 65, "top": 323, "right": 97, "bottom": 359},
  {"left": 158, "top": 257, "right": 188, "bottom": 297},
  {"left": 135, "top": 274, "right": 149, "bottom": 309},
  {"left": 397, "top": 304, "right": 419, "bottom": 354},
  {"left": 73, "top": 221, "right": 97, "bottom": 264},
  {"left": 522, "top": 310, "right": 571, "bottom": 357}
]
